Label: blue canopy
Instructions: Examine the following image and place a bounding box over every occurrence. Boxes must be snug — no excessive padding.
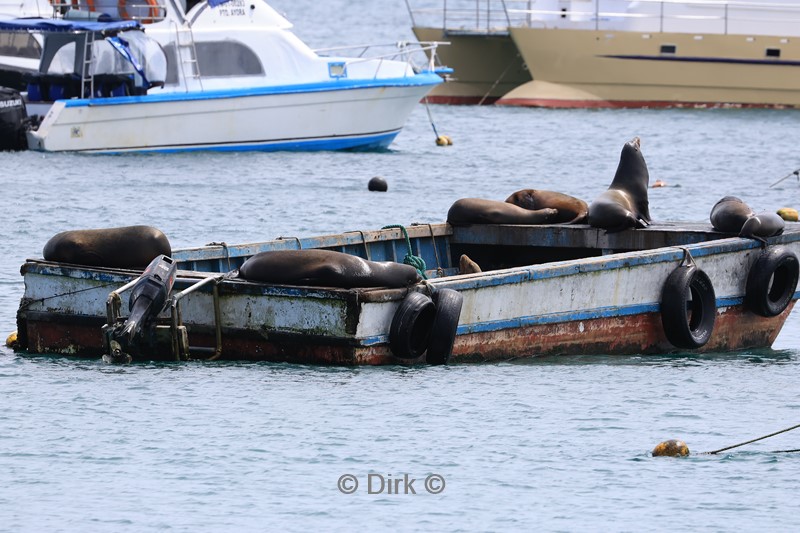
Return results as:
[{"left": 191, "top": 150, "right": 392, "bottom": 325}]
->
[{"left": 0, "top": 18, "right": 140, "bottom": 33}]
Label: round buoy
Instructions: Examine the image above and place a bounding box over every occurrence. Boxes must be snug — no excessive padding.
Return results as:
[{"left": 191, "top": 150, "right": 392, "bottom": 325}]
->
[
  {"left": 651, "top": 179, "right": 667, "bottom": 188},
  {"left": 777, "top": 207, "right": 798, "bottom": 222},
  {"left": 652, "top": 439, "right": 690, "bottom": 457},
  {"left": 367, "top": 176, "right": 388, "bottom": 192},
  {"left": 5, "top": 331, "right": 18, "bottom": 348},
  {"left": 435, "top": 135, "right": 453, "bottom": 146}
]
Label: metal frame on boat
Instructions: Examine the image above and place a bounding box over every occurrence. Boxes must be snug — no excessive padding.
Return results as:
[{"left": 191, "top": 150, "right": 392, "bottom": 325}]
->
[{"left": 15, "top": 221, "right": 800, "bottom": 364}]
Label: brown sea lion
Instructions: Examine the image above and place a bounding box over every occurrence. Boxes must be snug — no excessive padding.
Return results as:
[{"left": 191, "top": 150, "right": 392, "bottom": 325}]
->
[
  {"left": 447, "top": 198, "right": 558, "bottom": 226},
  {"left": 505, "top": 189, "right": 588, "bottom": 224},
  {"left": 710, "top": 196, "right": 753, "bottom": 233},
  {"left": 42, "top": 225, "right": 171, "bottom": 269},
  {"left": 238, "top": 249, "right": 421, "bottom": 288},
  {"left": 458, "top": 254, "right": 482, "bottom": 274},
  {"left": 588, "top": 137, "right": 651, "bottom": 232},
  {"left": 710, "top": 196, "right": 785, "bottom": 240}
]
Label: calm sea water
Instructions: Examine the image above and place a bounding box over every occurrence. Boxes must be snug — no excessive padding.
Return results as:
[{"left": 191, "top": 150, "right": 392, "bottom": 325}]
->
[{"left": 2, "top": 1, "right": 800, "bottom": 531}]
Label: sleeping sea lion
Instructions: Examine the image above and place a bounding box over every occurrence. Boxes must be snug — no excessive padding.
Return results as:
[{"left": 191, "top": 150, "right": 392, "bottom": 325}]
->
[
  {"left": 505, "top": 189, "right": 588, "bottom": 224},
  {"left": 447, "top": 198, "right": 558, "bottom": 226},
  {"left": 238, "top": 249, "right": 421, "bottom": 288},
  {"left": 710, "top": 196, "right": 753, "bottom": 233},
  {"left": 710, "top": 196, "right": 785, "bottom": 240},
  {"left": 588, "top": 137, "right": 651, "bottom": 232},
  {"left": 740, "top": 212, "right": 785, "bottom": 240},
  {"left": 42, "top": 225, "right": 171, "bottom": 269}
]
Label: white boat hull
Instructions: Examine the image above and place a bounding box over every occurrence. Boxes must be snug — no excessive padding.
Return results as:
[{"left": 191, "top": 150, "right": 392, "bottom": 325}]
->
[{"left": 27, "top": 78, "right": 439, "bottom": 153}]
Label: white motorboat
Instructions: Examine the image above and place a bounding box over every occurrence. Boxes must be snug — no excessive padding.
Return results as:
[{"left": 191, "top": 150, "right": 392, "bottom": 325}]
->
[{"left": 0, "top": 0, "right": 445, "bottom": 153}]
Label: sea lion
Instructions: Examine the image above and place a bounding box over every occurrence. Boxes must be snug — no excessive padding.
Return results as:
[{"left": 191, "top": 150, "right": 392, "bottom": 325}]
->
[
  {"left": 710, "top": 196, "right": 753, "bottom": 233},
  {"left": 458, "top": 254, "right": 482, "bottom": 274},
  {"left": 710, "top": 196, "right": 785, "bottom": 240},
  {"left": 587, "top": 137, "right": 651, "bottom": 232},
  {"left": 42, "top": 225, "right": 171, "bottom": 269},
  {"left": 238, "top": 249, "right": 421, "bottom": 288},
  {"left": 505, "top": 189, "right": 588, "bottom": 224},
  {"left": 740, "top": 212, "right": 785, "bottom": 240},
  {"left": 447, "top": 198, "right": 558, "bottom": 226}
]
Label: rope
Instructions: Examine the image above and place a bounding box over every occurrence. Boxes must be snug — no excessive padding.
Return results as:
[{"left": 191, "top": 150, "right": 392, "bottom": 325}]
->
[
  {"left": 381, "top": 224, "right": 428, "bottom": 280},
  {"left": 422, "top": 97, "right": 440, "bottom": 139},
  {"left": 704, "top": 422, "right": 800, "bottom": 455},
  {"left": 769, "top": 168, "right": 800, "bottom": 188}
]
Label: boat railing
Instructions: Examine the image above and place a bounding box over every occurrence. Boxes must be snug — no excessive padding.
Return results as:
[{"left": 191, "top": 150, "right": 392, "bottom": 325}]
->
[
  {"left": 49, "top": 0, "right": 167, "bottom": 24},
  {"left": 406, "top": 0, "right": 800, "bottom": 37},
  {"left": 313, "top": 41, "right": 450, "bottom": 77}
]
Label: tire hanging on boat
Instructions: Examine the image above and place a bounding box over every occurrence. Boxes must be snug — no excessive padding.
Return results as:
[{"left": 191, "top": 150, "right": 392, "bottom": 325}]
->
[
  {"left": 660, "top": 264, "right": 716, "bottom": 349},
  {"left": 389, "top": 292, "right": 436, "bottom": 360},
  {"left": 745, "top": 246, "right": 799, "bottom": 317},
  {"left": 426, "top": 289, "right": 464, "bottom": 366}
]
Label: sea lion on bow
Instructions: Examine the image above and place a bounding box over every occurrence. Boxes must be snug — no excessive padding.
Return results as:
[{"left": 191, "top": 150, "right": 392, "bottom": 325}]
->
[
  {"left": 710, "top": 196, "right": 753, "bottom": 233},
  {"left": 42, "top": 225, "right": 171, "bottom": 269},
  {"left": 740, "top": 212, "right": 785, "bottom": 240},
  {"left": 446, "top": 198, "right": 558, "bottom": 226},
  {"left": 587, "top": 137, "right": 652, "bottom": 232},
  {"left": 505, "top": 189, "right": 588, "bottom": 224},
  {"left": 710, "top": 196, "right": 785, "bottom": 240},
  {"left": 237, "top": 249, "right": 422, "bottom": 288}
]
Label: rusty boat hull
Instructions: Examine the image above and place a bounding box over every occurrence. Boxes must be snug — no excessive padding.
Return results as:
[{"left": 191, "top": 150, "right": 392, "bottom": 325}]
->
[{"left": 15, "top": 222, "right": 800, "bottom": 364}]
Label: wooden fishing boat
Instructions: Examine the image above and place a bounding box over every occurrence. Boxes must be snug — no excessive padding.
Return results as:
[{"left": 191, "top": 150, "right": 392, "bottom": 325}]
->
[{"left": 13, "top": 219, "right": 800, "bottom": 364}]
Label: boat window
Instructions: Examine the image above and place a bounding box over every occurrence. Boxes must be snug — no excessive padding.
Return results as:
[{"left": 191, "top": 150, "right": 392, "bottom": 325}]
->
[
  {"left": 766, "top": 48, "right": 781, "bottom": 58},
  {"left": 0, "top": 31, "right": 41, "bottom": 60},
  {"left": 660, "top": 44, "right": 676, "bottom": 54},
  {"left": 195, "top": 41, "right": 263, "bottom": 77},
  {"left": 162, "top": 44, "right": 179, "bottom": 85}
]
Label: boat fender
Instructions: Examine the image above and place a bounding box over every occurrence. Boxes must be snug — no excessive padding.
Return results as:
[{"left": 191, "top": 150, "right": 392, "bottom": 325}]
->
[
  {"left": 425, "top": 289, "right": 463, "bottom": 365},
  {"left": 389, "top": 292, "right": 435, "bottom": 360},
  {"left": 660, "top": 264, "right": 716, "bottom": 349},
  {"left": 745, "top": 247, "right": 799, "bottom": 317}
]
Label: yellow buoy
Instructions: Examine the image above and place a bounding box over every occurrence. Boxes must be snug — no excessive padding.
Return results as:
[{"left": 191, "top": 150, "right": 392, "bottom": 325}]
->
[
  {"left": 5, "top": 331, "right": 18, "bottom": 348},
  {"left": 652, "top": 439, "right": 690, "bottom": 457},
  {"left": 777, "top": 207, "right": 799, "bottom": 222},
  {"left": 435, "top": 135, "right": 453, "bottom": 146}
]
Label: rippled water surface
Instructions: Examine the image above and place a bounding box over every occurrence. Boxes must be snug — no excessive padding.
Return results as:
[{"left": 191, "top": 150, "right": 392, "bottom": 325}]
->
[{"left": 2, "top": 1, "right": 800, "bottom": 531}]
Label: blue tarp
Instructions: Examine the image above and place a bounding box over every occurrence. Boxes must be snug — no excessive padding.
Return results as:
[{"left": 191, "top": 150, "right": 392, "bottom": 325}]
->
[{"left": 0, "top": 18, "right": 140, "bottom": 33}]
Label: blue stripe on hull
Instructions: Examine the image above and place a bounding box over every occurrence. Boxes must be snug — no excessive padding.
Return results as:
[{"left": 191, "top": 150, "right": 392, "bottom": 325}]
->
[
  {"left": 63, "top": 72, "right": 443, "bottom": 108},
  {"left": 82, "top": 131, "right": 400, "bottom": 154},
  {"left": 359, "top": 292, "right": 800, "bottom": 346}
]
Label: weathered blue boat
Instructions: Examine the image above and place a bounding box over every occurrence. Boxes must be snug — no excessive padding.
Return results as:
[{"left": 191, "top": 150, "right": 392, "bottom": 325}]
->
[{"left": 14, "top": 221, "right": 800, "bottom": 364}]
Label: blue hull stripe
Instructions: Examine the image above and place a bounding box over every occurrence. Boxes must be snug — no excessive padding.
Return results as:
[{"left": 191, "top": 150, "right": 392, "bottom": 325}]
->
[
  {"left": 72, "top": 130, "right": 400, "bottom": 154},
  {"left": 63, "top": 72, "right": 443, "bottom": 108},
  {"left": 359, "top": 292, "right": 800, "bottom": 346}
]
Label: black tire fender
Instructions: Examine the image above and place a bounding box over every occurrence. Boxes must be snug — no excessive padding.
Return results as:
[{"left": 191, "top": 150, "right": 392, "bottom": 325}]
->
[
  {"left": 745, "top": 247, "right": 799, "bottom": 317},
  {"left": 426, "top": 289, "right": 464, "bottom": 365},
  {"left": 660, "top": 265, "right": 716, "bottom": 349},
  {"left": 389, "top": 291, "right": 435, "bottom": 360}
]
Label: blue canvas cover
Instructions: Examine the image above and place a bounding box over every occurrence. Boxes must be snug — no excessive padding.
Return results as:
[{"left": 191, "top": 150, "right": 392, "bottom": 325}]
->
[{"left": 0, "top": 18, "right": 140, "bottom": 33}]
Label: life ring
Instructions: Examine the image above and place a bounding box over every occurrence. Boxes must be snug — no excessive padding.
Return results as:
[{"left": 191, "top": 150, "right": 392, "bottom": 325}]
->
[
  {"left": 118, "top": 0, "right": 160, "bottom": 24},
  {"left": 745, "top": 247, "right": 799, "bottom": 317},
  {"left": 660, "top": 264, "right": 716, "bottom": 349},
  {"left": 389, "top": 292, "right": 435, "bottom": 360},
  {"left": 426, "top": 288, "right": 464, "bottom": 365}
]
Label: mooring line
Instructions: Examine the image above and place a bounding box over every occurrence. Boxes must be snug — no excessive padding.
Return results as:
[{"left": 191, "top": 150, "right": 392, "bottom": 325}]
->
[{"left": 704, "top": 423, "right": 800, "bottom": 455}]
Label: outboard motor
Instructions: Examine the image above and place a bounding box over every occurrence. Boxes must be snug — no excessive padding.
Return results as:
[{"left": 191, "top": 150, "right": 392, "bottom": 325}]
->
[
  {"left": 105, "top": 255, "right": 177, "bottom": 363},
  {"left": 0, "top": 87, "right": 28, "bottom": 151}
]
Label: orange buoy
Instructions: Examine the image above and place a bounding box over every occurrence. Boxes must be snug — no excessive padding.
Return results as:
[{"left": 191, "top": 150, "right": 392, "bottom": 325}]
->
[
  {"left": 777, "top": 208, "right": 799, "bottom": 222},
  {"left": 652, "top": 439, "right": 690, "bottom": 457}
]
